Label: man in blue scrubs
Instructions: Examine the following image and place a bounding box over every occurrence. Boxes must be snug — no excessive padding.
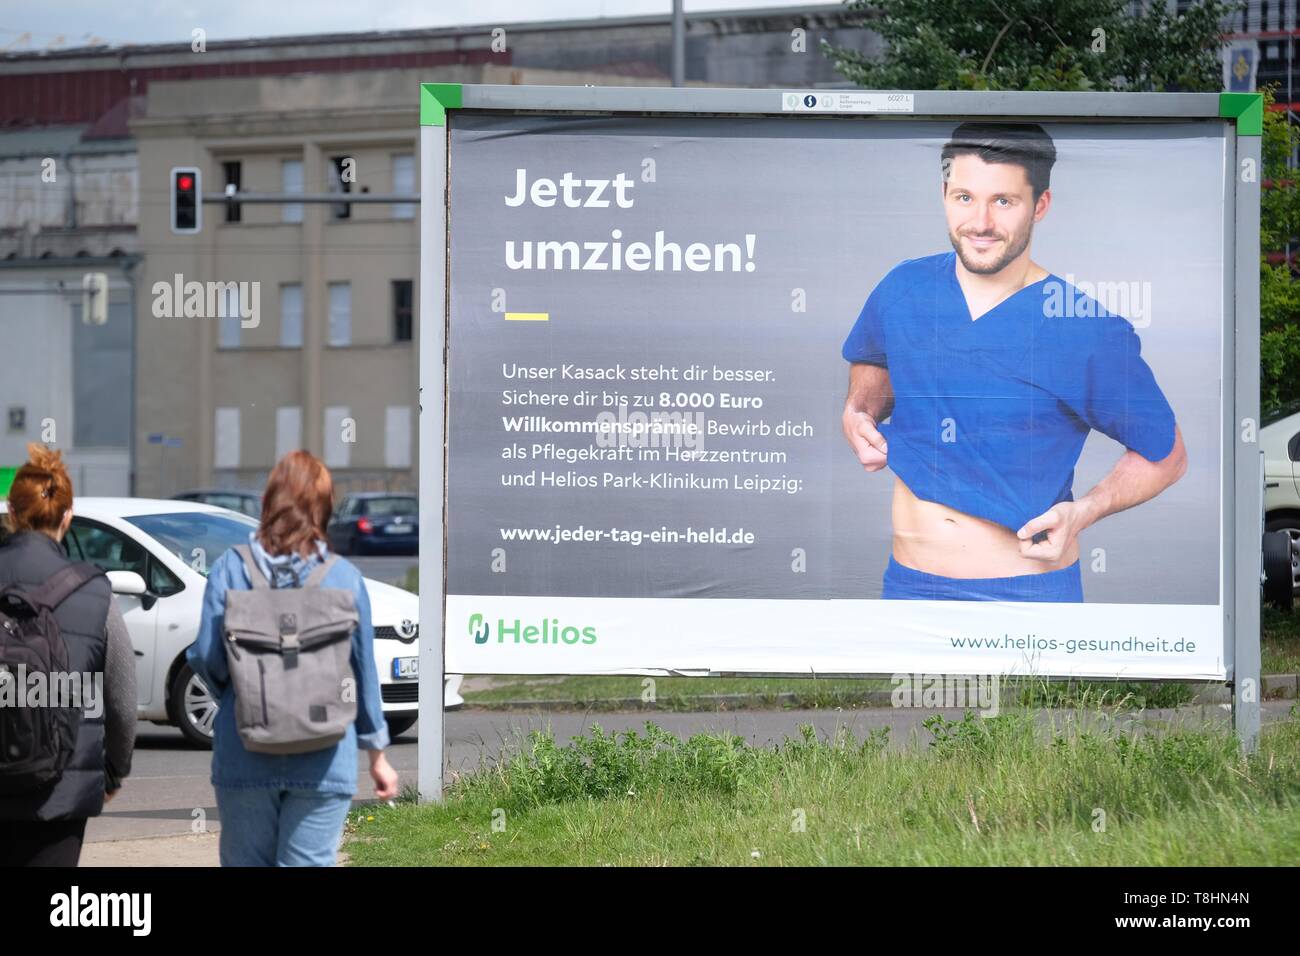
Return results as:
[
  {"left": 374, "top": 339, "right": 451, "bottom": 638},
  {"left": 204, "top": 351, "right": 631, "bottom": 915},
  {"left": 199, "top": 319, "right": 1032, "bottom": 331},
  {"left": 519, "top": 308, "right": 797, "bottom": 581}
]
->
[{"left": 841, "top": 123, "right": 1187, "bottom": 602}]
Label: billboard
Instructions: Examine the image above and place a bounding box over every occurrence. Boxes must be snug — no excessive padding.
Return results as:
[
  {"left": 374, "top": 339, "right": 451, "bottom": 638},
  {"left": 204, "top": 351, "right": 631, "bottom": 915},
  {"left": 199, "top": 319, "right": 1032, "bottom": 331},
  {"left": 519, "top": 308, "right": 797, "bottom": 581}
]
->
[{"left": 421, "top": 86, "right": 1261, "bottom": 686}]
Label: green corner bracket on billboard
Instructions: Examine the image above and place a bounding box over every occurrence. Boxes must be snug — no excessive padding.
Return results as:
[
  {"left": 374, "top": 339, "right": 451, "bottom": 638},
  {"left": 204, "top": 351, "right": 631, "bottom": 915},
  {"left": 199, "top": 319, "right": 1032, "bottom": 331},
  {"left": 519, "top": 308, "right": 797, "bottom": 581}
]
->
[
  {"left": 1219, "top": 92, "right": 1263, "bottom": 136},
  {"left": 421, "top": 83, "right": 463, "bottom": 126}
]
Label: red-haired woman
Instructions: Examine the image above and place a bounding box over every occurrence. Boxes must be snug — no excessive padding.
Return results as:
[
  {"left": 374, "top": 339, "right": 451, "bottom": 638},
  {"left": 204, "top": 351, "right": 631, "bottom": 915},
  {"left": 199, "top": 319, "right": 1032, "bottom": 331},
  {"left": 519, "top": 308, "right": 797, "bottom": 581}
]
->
[
  {"left": 187, "top": 450, "right": 397, "bottom": 866},
  {"left": 0, "top": 444, "right": 136, "bottom": 866}
]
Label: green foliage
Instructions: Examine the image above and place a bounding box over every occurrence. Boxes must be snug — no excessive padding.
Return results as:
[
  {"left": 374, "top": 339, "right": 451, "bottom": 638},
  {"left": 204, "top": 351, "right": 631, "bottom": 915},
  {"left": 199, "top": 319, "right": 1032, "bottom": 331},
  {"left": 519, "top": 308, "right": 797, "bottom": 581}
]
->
[
  {"left": 471, "top": 722, "right": 763, "bottom": 811},
  {"left": 1009, "top": 677, "right": 1195, "bottom": 710},
  {"left": 923, "top": 709, "right": 1036, "bottom": 759},
  {"left": 1260, "top": 87, "right": 1300, "bottom": 412},
  {"left": 823, "top": 0, "right": 1238, "bottom": 93}
]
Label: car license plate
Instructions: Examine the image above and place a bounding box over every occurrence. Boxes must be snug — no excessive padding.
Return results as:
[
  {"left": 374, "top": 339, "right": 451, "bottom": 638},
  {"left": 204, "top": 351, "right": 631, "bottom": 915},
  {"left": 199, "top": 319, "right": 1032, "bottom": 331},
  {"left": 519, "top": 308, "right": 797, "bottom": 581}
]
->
[
  {"left": 384, "top": 524, "right": 411, "bottom": 534},
  {"left": 393, "top": 657, "right": 418, "bottom": 679}
]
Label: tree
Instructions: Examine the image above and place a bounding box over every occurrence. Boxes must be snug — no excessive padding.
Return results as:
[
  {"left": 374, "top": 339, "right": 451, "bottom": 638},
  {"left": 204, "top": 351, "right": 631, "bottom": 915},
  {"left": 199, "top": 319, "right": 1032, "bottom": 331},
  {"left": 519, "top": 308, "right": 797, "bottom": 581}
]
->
[
  {"left": 824, "top": 0, "right": 1237, "bottom": 92},
  {"left": 825, "top": 0, "right": 1298, "bottom": 412},
  {"left": 1260, "top": 88, "right": 1300, "bottom": 411}
]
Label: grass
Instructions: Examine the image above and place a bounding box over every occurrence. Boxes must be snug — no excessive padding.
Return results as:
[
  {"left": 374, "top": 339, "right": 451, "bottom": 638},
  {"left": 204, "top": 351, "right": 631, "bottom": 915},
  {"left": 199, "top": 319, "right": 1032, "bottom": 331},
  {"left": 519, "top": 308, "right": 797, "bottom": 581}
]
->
[
  {"left": 461, "top": 674, "right": 1198, "bottom": 712},
  {"left": 344, "top": 703, "right": 1300, "bottom": 866},
  {"left": 1264, "top": 605, "right": 1300, "bottom": 674},
  {"left": 463, "top": 675, "right": 894, "bottom": 710}
]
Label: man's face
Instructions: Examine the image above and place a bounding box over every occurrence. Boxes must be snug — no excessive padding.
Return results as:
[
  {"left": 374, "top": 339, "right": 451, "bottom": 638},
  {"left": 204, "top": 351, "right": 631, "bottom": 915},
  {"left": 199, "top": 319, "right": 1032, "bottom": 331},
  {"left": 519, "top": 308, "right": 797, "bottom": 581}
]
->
[{"left": 943, "top": 154, "right": 1050, "bottom": 275}]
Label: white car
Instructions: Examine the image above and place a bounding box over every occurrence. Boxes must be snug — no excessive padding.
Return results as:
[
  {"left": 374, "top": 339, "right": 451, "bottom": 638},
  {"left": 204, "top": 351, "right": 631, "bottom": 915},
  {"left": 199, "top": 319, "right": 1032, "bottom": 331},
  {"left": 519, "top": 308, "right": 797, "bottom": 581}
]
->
[
  {"left": 1263, "top": 404, "right": 1300, "bottom": 596},
  {"left": 0, "top": 498, "right": 460, "bottom": 747}
]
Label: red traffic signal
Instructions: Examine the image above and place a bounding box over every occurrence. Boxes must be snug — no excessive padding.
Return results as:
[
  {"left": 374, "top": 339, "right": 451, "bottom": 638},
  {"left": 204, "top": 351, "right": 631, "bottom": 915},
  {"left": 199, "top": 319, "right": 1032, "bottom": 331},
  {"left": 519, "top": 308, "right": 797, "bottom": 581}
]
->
[{"left": 170, "top": 166, "right": 201, "bottom": 234}]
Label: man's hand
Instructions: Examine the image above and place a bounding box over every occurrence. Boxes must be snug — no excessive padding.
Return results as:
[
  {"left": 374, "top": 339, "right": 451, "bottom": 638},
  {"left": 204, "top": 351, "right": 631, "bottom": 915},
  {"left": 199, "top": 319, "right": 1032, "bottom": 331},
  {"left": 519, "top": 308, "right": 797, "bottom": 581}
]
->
[
  {"left": 1018, "top": 428, "right": 1187, "bottom": 563},
  {"left": 843, "top": 409, "right": 888, "bottom": 472},
  {"left": 842, "top": 363, "right": 893, "bottom": 471},
  {"left": 1015, "top": 502, "right": 1089, "bottom": 562}
]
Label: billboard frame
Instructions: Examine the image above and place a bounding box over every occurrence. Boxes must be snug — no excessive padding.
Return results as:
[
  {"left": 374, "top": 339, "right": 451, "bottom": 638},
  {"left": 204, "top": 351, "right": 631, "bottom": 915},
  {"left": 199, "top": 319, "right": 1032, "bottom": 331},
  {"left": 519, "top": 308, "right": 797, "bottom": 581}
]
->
[{"left": 417, "top": 83, "right": 1264, "bottom": 801}]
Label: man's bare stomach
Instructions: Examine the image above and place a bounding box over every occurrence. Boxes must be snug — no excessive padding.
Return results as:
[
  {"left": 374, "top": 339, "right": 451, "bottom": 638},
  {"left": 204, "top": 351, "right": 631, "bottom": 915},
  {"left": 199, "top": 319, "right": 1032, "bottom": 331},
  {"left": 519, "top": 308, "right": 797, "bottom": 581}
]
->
[{"left": 890, "top": 477, "right": 1079, "bottom": 578}]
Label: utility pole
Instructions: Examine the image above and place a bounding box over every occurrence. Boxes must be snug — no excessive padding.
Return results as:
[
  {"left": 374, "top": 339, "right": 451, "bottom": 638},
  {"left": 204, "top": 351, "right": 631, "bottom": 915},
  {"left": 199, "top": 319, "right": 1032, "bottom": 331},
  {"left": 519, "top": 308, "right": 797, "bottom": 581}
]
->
[{"left": 671, "top": 0, "right": 685, "bottom": 88}]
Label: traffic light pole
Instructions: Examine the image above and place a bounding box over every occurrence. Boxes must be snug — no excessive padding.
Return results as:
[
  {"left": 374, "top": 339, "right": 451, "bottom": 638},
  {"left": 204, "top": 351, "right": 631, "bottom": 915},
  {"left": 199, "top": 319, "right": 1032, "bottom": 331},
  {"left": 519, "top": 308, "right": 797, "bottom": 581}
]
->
[{"left": 201, "top": 193, "right": 421, "bottom": 203}]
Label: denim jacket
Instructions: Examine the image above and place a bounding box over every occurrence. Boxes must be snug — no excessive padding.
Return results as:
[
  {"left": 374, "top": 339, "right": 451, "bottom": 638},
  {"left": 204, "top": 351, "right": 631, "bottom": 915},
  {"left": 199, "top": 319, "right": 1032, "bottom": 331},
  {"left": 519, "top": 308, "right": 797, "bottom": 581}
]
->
[{"left": 187, "top": 535, "right": 390, "bottom": 794}]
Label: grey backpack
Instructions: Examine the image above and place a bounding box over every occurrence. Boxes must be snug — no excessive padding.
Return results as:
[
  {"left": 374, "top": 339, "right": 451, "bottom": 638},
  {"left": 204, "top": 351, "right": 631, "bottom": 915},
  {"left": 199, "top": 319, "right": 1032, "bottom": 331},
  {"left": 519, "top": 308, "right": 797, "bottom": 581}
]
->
[{"left": 222, "top": 545, "right": 359, "bottom": 754}]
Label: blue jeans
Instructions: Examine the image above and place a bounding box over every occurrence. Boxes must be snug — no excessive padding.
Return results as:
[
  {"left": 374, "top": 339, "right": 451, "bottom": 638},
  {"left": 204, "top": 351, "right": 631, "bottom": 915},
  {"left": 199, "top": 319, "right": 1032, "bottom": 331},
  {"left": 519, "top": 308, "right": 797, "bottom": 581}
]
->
[
  {"left": 216, "top": 787, "right": 353, "bottom": 867},
  {"left": 882, "top": 555, "right": 1084, "bottom": 602}
]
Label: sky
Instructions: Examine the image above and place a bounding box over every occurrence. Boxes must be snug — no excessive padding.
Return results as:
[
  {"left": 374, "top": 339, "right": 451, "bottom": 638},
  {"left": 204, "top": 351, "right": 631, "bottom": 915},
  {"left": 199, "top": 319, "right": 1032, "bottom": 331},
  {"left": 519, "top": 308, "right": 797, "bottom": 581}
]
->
[{"left": 0, "top": 0, "right": 839, "bottom": 50}]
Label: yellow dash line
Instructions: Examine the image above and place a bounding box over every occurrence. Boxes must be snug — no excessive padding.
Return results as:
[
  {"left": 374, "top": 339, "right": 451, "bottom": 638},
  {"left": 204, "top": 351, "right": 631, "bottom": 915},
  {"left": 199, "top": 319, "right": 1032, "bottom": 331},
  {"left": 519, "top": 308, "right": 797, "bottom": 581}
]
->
[{"left": 504, "top": 312, "right": 550, "bottom": 321}]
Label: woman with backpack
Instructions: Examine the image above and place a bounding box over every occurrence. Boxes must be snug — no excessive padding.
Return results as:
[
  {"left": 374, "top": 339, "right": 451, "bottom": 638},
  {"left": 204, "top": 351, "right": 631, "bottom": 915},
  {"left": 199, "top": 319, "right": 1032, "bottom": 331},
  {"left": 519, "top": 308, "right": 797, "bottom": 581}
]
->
[
  {"left": 0, "top": 443, "right": 136, "bottom": 866},
  {"left": 187, "top": 450, "right": 398, "bottom": 866}
]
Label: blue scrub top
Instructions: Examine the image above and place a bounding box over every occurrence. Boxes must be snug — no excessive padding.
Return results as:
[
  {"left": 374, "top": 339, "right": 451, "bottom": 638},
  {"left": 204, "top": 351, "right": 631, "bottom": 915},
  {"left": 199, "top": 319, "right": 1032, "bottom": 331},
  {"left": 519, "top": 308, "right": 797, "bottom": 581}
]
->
[{"left": 842, "top": 252, "right": 1177, "bottom": 533}]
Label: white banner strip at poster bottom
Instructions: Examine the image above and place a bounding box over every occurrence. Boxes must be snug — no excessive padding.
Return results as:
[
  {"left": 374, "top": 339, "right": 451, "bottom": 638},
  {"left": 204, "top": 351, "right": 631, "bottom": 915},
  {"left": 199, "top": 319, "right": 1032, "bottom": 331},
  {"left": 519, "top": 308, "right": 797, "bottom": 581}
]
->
[{"left": 446, "top": 596, "right": 1225, "bottom": 681}]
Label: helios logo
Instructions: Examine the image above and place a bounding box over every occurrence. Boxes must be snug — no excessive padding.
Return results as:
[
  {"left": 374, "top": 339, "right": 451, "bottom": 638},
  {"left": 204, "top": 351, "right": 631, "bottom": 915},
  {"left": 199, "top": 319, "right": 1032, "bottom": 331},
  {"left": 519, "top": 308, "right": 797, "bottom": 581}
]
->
[{"left": 469, "top": 613, "right": 596, "bottom": 646}]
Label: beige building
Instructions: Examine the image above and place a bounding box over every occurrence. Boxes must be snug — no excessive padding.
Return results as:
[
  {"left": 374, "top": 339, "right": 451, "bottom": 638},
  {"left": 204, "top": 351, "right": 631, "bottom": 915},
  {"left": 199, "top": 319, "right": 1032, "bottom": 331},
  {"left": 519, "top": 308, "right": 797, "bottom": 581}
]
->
[
  {"left": 131, "top": 67, "right": 436, "bottom": 496},
  {"left": 130, "top": 63, "right": 702, "bottom": 497}
]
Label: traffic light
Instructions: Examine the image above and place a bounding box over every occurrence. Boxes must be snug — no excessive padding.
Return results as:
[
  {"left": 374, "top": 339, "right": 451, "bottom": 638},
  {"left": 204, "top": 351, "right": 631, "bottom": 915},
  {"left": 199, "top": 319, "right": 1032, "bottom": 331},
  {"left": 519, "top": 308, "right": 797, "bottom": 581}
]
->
[{"left": 170, "top": 166, "right": 201, "bottom": 234}]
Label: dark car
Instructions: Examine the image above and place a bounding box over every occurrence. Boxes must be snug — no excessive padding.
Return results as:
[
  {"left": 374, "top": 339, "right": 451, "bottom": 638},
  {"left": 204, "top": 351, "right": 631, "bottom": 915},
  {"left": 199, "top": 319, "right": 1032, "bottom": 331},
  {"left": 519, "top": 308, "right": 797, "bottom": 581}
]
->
[
  {"left": 172, "top": 489, "right": 262, "bottom": 518},
  {"left": 327, "top": 493, "right": 418, "bottom": 555}
]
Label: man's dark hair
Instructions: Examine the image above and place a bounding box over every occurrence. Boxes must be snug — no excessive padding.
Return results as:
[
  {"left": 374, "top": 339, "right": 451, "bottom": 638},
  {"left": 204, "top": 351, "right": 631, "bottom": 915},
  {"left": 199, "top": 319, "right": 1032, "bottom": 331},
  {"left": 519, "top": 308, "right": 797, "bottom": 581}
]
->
[{"left": 941, "top": 123, "right": 1057, "bottom": 200}]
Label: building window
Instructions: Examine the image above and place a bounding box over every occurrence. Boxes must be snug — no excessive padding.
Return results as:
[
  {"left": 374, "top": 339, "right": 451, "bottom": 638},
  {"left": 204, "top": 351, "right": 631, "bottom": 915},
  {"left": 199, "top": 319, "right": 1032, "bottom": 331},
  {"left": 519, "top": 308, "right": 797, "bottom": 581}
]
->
[
  {"left": 328, "top": 156, "right": 352, "bottom": 220},
  {"left": 281, "top": 159, "right": 303, "bottom": 224},
  {"left": 214, "top": 407, "right": 241, "bottom": 468},
  {"left": 275, "top": 406, "right": 302, "bottom": 460},
  {"left": 323, "top": 406, "right": 351, "bottom": 468},
  {"left": 385, "top": 406, "right": 411, "bottom": 468},
  {"left": 218, "top": 285, "right": 241, "bottom": 349},
  {"left": 222, "top": 161, "right": 242, "bottom": 223},
  {"left": 393, "top": 279, "right": 413, "bottom": 342},
  {"left": 392, "top": 153, "right": 415, "bottom": 219},
  {"left": 328, "top": 282, "right": 351, "bottom": 346},
  {"left": 280, "top": 283, "right": 303, "bottom": 348}
]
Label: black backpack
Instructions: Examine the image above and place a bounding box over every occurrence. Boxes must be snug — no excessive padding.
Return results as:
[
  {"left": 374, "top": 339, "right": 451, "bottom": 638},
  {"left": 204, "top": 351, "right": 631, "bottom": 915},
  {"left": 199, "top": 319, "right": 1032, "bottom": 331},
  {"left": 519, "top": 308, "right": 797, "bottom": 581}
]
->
[{"left": 0, "top": 562, "right": 104, "bottom": 795}]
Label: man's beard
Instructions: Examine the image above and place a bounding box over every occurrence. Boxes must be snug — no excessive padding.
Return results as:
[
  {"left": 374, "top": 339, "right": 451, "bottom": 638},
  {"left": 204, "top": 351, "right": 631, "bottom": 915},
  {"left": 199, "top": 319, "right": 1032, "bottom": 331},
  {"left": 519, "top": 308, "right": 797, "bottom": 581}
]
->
[{"left": 949, "top": 224, "right": 1032, "bottom": 275}]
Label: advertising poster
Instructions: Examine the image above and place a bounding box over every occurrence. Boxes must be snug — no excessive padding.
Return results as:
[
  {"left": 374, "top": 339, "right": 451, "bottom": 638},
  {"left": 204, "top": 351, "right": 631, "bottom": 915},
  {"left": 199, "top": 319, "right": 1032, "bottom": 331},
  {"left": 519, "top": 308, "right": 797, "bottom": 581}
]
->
[{"left": 443, "top": 110, "right": 1226, "bottom": 679}]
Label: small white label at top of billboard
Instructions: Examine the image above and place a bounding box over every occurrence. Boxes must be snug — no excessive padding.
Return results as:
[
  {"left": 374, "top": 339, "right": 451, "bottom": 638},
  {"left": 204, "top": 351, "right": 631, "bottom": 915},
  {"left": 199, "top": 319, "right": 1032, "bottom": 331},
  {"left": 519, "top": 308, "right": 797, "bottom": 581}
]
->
[{"left": 781, "top": 91, "right": 915, "bottom": 113}]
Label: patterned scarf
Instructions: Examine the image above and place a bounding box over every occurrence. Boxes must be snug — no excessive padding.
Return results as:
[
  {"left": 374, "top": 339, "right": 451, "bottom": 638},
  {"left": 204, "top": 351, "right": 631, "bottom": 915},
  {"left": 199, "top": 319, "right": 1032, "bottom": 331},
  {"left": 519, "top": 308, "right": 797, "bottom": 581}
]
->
[{"left": 246, "top": 532, "right": 329, "bottom": 589}]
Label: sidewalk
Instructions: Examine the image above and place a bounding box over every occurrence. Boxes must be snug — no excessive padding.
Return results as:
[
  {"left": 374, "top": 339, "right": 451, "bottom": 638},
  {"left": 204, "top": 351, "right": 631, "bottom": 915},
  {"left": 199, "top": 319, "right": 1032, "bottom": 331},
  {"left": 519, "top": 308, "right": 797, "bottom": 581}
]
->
[
  {"left": 79, "top": 832, "right": 351, "bottom": 867},
  {"left": 80, "top": 832, "right": 220, "bottom": 867}
]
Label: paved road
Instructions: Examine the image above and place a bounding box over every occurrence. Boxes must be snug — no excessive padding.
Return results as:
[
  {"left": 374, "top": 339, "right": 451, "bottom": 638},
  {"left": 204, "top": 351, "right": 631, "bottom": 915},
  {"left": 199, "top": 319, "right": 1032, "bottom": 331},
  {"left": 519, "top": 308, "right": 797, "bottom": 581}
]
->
[
  {"left": 351, "top": 556, "right": 418, "bottom": 587},
  {"left": 84, "top": 700, "right": 1295, "bottom": 845}
]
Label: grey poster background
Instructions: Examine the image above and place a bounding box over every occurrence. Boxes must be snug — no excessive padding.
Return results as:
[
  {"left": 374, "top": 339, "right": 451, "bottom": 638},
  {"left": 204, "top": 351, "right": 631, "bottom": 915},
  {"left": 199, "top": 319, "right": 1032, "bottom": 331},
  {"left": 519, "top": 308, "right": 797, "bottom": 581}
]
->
[{"left": 447, "top": 113, "right": 1224, "bottom": 605}]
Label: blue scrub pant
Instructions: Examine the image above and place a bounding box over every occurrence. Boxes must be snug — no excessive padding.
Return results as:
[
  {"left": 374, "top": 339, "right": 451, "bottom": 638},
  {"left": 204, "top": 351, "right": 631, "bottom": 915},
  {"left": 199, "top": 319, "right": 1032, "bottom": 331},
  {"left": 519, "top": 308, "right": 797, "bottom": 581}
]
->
[
  {"left": 883, "top": 555, "right": 1083, "bottom": 603},
  {"left": 216, "top": 787, "right": 353, "bottom": 867}
]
